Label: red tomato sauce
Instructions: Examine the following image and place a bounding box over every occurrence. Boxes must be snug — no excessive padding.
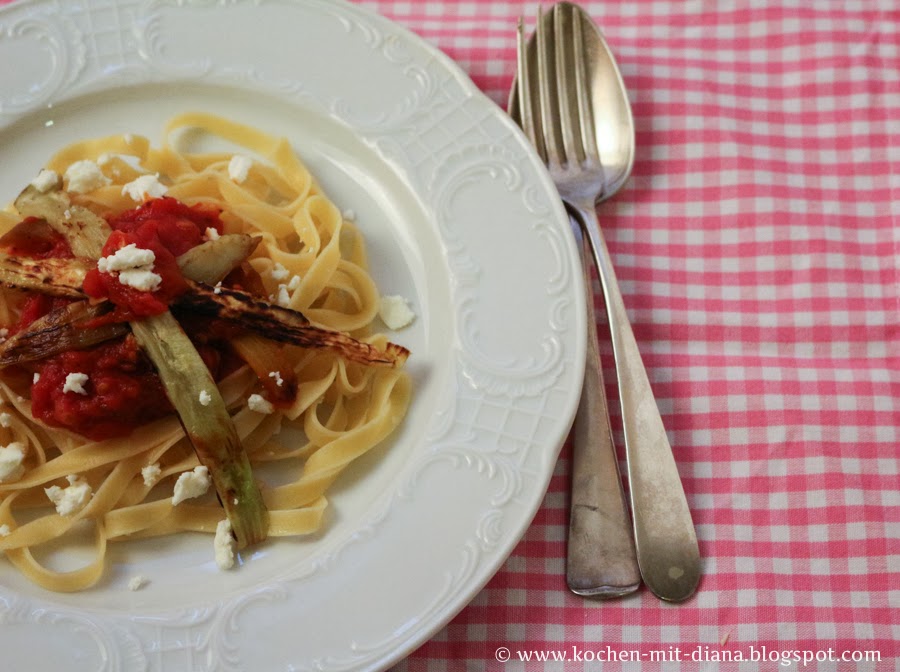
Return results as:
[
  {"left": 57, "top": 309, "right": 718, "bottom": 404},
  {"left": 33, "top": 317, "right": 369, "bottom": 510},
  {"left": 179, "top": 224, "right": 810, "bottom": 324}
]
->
[
  {"left": 82, "top": 197, "right": 223, "bottom": 319},
  {"left": 14, "top": 197, "right": 226, "bottom": 440},
  {"left": 30, "top": 335, "right": 173, "bottom": 441}
]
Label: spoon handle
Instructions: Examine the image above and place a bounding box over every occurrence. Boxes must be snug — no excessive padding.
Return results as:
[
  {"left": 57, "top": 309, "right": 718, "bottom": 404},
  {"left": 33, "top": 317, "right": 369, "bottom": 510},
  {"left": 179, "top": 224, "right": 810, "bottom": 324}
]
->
[
  {"left": 572, "top": 200, "right": 700, "bottom": 603},
  {"left": 567, "top": 234, "right": 642, "bottom": 598}
]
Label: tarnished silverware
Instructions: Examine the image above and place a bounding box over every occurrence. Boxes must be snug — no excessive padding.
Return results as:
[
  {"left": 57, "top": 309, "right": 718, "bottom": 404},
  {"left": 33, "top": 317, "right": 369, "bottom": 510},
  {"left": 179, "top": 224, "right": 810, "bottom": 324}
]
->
[{"left": 510, "top": 3, "right": 700, "bottom": 602}]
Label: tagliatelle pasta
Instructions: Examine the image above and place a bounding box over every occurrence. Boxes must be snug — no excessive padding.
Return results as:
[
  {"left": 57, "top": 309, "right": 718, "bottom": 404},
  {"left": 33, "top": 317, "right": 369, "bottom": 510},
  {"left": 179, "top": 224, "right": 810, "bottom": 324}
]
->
[{"left": 0, "top": 113, "right": 411, "bottom": 592}]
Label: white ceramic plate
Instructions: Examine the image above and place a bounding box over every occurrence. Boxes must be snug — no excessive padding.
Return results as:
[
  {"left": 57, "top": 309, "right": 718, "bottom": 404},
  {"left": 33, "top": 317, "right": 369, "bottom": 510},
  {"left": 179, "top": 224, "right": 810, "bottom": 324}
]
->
[{"left": 0, "top": 1, "right": 585, "bottom": 669}]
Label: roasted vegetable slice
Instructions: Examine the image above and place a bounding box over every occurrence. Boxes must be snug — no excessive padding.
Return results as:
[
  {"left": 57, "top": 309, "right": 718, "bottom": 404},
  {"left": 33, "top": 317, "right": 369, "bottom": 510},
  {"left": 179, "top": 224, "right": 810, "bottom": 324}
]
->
[
  {"left": 0, "top": 253, "right": 91, "bottom": 297},
  {"left": 176, "top": 234, "right": 260, "bottom": 285},
  {"left": 0, "top": 301, "right": 126, "bottom": 367},
  {"left": 130, "top": 314, "right": 268, "bottom": 548},
  {"left": 176, "top": 281, "right": 410, "bottom": 367}
]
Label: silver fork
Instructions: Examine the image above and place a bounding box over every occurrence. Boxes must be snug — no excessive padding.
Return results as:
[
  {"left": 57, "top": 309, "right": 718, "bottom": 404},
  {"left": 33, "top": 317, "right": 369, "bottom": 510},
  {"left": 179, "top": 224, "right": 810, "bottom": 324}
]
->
[{"left": 514, "top": 3, "right": 700, "bottom": 602}]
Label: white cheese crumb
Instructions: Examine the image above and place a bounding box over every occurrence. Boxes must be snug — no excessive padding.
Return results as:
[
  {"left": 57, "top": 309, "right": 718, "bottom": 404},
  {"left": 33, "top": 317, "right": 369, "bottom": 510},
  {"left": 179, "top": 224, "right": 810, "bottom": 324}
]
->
[
  {"left": 204, "top": 227, "right": 220, "bottom": 241},
  {"left": 268, "top": 371, "right": 284, "bottom": 387},
  {"left": 0, "top": 524, "right": 10, "bottom": 537},
  {"left": 0, "top": 442, "right": 26, "bottom": 483},
  {"left": 141, "top": 463, "right": 162, "bottom": 487},
  {"left": 128, "top": 575, "right": 148, "bottom": 591},
  {"left": 32, "top": 372, "right": 40, "bottom": 384},
  {"left": 63, "top": 209, "right": 72, "bottom": 220},
  {"left": 122, "top": 173, "right": 167, "bottom": 202},
  {"left": 228, "top": 155, "right": 253, "bottom": 183},
  {"left": 214, "top": 518, "right": 236, "bottom": 570},
  {"left": 0, "top": 327, "right": 8, "bottom": 344},
  {"left": 213, "top": 282, "right": 223, "bottom": 295},
  {"left": 378, "top": 295, "right": 415, "bottom": 330},
  {"left": 247, "top": 394, "right": 274, "bottom": 414},
  {"left": 98, "top": 243, "right": 156, "bottom": 273},
  {"left": 98, "top": 244, "right": 162, "bottom": 293},
  {"left": 172, "top": 466, "right": 211, "bottom": 505},
  {"left": 118, "top": 269, "right": 163, "bottom": 292},
  {"left": 198, "top": 389, "right": 212, "bottom": 406},
  {"left": 124, "top": 133, "right": 134, "bottom": 144},
  {"left": 30, "top": 169, "right": 59, "bottom": 193},
  {"left": 64, "top": 160, "right": 111, "bottom": 194},
  {"left": 270, "top": 263, "right": 290, "bottom": 281},
  {"left": 63, "top": 372, "right": 89, "bottom": 395},
  {"left": 0, "top": 413, "right": 11, "bottom": 428},
  {"left": 275, "top": 284, "right": 291, "bottom": 307},
  {"left": 342, "top": 208, "right": 356, "bottom": 222},
  {"left": 287, "top": 275, "right": 301, "bottom": 291},
  {"left": 45, "top": 475, "right": 92, "bottom": 516}
]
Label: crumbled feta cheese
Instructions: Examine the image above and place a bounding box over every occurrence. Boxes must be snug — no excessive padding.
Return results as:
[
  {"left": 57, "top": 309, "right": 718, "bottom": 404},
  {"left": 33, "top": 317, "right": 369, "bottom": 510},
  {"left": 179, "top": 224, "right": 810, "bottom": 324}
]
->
[
  {"left": 172, "top": 466, "right": 210, "bottom": 505},
  {"left": 122, "top": 173, "right": 167, "bottom": 202},
  {"left": 268, "top": 371, "right": 284, "bottom": 387},
  {"left": 141, "top": 463, "right": 162, "bottom": 487},
  {"left": 0, "top": 442, "right": 26, "bottom": 483},
  {"left": 118, "top": 269, "right": 163, "bottom": 292},
  {"left": 213, "top": 282, "right": 223, "bottom": 295},
  {"left": 128, "top": 575, "right": 148, "bottom": 591},
  {"left": 228, "top": 155, "right": 253, "bottom": 183},
  {"left": 378, "top": 295, "right": 415, "bottom": 330},
  {"left": 63, "top": 372, "right": 89, "bottom": 395},
  {"left": 0, "top": 327, "right": 8, "bottom": 343},
  {"left": 98, "top": 244, "right": 156, "bottom": 273},
  {"left": 98, "top": 244, "right": 162, "bottom": 293},
  {"left": 0, "top": 413, "right": 11, "bottom": 428},
  {"left": 342, "top": 208, "right": 356, "bottom": 222},
  {"left": 287, "top": 275, "right": 301, "bottom": 291},
  {"left": 124, "top": 133, "right": 134, "bottom": 144},
  {"left": 247, "top": 394, "right": 274, "bottom": 414},
  {"left": 0, "top": 524, "right": 10, "bottom": 537},
  {"left": 204, "top": 227, "right": 220, "bottom": 241},
  {"left": 214, "top": 518, "right": 236, "bottom": 570},
  {"left": 198, "top": 390, "right": 212, "bottom": 406},
  {"left": 30, "top": 169, "right": 59, "bottom": 193},
  {"left": 270, "top": 263, "right": 290, "bottom": 281},
  {"left": 63, "top": 209, "right": 72, "bottom": 220},
  {"left": 275, "top": 284, "right": 291, "bottom": 307},
  {"left": 64, "top": 160, "right": 111, "bottom": 194},
  {"left": 32, "top": 372, "right": 40, "bottom": 384},
  {"left": 45, "top": 475, "right": 92, "bottom": 516}
]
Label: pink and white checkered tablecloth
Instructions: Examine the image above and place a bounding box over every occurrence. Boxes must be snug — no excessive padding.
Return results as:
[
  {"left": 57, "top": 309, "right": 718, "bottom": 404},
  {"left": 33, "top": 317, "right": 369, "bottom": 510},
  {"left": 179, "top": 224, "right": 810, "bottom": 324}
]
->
[
  {"left": 2, "top": 0, "right": 896, "bottom": 669},
  {"left": 350, "top": 1, "right": 898, "bottom": 669}
]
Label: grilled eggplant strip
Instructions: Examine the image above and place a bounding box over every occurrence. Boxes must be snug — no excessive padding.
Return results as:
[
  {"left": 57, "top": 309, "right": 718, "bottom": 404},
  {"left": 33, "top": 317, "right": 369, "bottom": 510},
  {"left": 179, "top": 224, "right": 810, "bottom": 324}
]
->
[
  {"left": 176, "top": 280, "right": 410, "bottom": 368},
  {"left": 14, "top": 188, "right": 269, "bottom": 547},
  {"left": 0, "top": 301, "right": 126, "bottom": 367},
  {"left": 130, "top": 315, "right": 269, "bottom": 548},
  {"left": 0, "top": 253, "right": 91, "bottom": 297},
  {"left": 0, "top": 236, "right": 261, "bottom": 366},
  {"left": 176, "top": 234, "right": 260, "bottom": 285},
  {"left": 14, "top": 185, "right": 111, "bottom": 258}
]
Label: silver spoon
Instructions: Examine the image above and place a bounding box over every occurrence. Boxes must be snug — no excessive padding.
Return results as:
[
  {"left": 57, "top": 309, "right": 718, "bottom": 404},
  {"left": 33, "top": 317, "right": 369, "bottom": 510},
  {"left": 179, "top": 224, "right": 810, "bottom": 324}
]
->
[{"left": 510, "top": 3, "right": 700, "bottom": 602}]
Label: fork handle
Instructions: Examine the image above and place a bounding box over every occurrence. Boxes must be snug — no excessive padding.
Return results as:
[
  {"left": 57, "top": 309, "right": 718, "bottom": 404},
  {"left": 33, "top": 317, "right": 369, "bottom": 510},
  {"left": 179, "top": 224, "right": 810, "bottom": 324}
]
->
[
  {"left": 571, "top": 200, "right": 701, "bottom": 603},
  {"left": 567, "top": 234, "right": 642, "bottom": 598}
]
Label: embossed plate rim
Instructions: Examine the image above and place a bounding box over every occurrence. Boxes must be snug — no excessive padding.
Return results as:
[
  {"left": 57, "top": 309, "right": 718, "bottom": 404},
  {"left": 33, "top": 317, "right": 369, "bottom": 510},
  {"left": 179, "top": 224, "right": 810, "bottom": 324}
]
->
[{"left": 0, "top": 0, "right": 586, "bottom": 669}]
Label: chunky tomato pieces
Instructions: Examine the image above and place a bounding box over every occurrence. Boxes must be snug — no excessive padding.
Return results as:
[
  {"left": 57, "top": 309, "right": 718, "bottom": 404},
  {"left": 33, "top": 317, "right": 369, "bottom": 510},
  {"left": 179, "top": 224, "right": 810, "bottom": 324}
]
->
[
  {"left": 13, "top": 197, "right": 226, "bottom": 440},
  {"left": 82, "top": 197, "right": 223, "bottom": 318},
  {"left": 30, "top": 335, "right": 172, "bottom": 441}
]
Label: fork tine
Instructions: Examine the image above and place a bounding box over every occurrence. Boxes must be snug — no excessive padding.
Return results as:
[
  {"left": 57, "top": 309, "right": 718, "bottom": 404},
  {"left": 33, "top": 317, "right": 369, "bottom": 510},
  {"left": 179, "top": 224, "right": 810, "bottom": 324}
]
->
[
  {"left": 516, "top": 17, "right": 544, "bottom": 160},
  {"left": 571, "top": 5, "right": 601, "bottom": 162},
  {"left": 535, "top": 6, "right": 564, "bottom": 166},
  {"left": 554, "top": 3, "right": 582, "bottom": 166}
]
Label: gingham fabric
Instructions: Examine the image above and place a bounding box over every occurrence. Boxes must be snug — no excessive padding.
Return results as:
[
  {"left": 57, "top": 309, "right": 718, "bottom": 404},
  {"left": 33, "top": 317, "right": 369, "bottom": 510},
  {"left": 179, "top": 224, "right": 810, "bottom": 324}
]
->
[{"left": 3, "top": 0, "right": 897, "bottom": 669}]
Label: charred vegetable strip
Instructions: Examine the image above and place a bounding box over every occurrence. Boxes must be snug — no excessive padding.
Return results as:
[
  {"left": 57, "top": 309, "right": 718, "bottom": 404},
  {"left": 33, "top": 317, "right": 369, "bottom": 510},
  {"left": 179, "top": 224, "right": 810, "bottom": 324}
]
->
[
  {"left": 176, "top": 281, "right": 410, "bottom": 367},
  {"left": 0, "top": 301, "right": 126, "bottom": 367},
  {"left": 176, "top": 234, "right": 259, "bottom": 285},
  {"left": 130, "top": 314, "right": 268, "bottom": 548},
  {"left": 0, "top": 253, "right": 91, "bottom": 297},
  {"left": 14, "top": 186, "right": 111, "bottom": 258}
]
